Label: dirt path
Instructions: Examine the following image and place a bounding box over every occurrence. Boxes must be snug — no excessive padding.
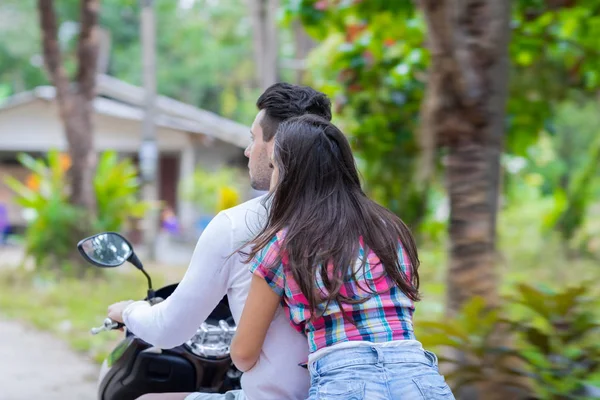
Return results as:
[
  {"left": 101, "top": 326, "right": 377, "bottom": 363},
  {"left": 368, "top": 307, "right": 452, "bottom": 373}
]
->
[{"left": 0, "top": 318, "right": 98, "bottom": 400}]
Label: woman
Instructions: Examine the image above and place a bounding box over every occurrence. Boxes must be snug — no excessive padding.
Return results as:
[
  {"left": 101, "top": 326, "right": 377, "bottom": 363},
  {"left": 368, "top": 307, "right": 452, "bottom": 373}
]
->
[{"left": 231, "top": 115, "right": 454, "bottom": 399}]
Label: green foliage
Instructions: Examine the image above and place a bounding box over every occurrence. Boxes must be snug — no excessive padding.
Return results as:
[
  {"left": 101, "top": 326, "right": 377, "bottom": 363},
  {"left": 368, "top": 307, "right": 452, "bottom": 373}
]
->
[
  {"left": 507, "top": 1, "right": 600, "bottom": 155},
  {"left": 149, "top": 0, "right": 260, "bottom": 122},
  {"left": 5, "top": 150, "right": 148, "bottom": 272},
  {"left": 0, "top": 1, "right": 47, "bottom": 94},
  {"left": 417, "top": 297, "right": 523, "bottom": 394},
  {"left": 0, "top": 0, "right": 261, "bottom": 123},
  {"left": 94, "top": 151, "right": 149, "bottom": 232},
  {"left": 418, "top": 184, "right": 449, "bottom": 245},
  {"left": 536, "top": 101, "right": 600, "bottom": 196},
  {"left": 417, "top": 283, "right": 600, "bottom": 399},
  {"left": 571, "top": 204, "right": 600, "bottom": 260},
  {"left": 513, "top": 100, "right": 600, "bottom": 246},
  {"left": 555, "top": 134, "right": 600, "bottom": 243},
  {"left": 286, "top": 1, "right": 600, "bottom": 232},
  {"left": 180, "top": 167, "right": 243, "bottom": 214},
  {"left": 284, "top": 1, "right": 428, "bottom": 226},
  {"left": 507, "top": 283, "right": 600, "bottom": 399},
  {"left": 4, "top": 151, "right": 85, "bottom": 268}
]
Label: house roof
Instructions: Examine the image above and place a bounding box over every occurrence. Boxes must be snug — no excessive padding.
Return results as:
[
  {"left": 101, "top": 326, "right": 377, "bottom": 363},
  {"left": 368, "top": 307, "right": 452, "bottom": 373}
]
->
[{"left": 0, "top": 75, "right": 251, "bottom": 149}]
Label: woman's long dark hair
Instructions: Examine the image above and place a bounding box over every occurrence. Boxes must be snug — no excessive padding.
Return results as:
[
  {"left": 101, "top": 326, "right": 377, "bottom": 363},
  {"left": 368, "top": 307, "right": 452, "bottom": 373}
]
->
[{"left": 242, "top": 115, "right": 420, "bottom": 321}]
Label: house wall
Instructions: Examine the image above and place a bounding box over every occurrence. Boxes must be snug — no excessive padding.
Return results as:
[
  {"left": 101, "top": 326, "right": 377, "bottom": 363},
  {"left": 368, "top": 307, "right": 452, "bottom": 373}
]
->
[
  {"left": 0, "top": 100, "right": 190, "bottom": 152},
  {"left": 194, "top": 137, "right": 245, "bottom": 171},
  {"left": 0, "top": 99, "right": 248, "bottom": 232}
]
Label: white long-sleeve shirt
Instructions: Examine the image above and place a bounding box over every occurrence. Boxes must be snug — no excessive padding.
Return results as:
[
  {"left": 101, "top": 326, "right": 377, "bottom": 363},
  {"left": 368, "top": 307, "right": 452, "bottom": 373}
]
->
[{"left": 123, "top": 196, "right": 309, "bottom": 400}]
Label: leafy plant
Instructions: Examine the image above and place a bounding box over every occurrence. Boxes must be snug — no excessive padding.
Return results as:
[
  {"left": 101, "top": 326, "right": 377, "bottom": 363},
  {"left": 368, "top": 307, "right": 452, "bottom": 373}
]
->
[
  {"left": 417, "top": 297, "right": 526, "bottom": 396},
  {"left": 5, "top": 150, "right": 148, "bottom": 272},
  {"left": 93, "top": 151, "right": 149, "bottom": 232},
  {"left": 285, "top": 0, "right": 600, "bottom": 232},
  {"left": 506, "top": 283, "right": 600, "bottom": 399},
  {"left": 284, "top": 1, "right": 429, "bottom": 227},
  {"left": 5, "top": 151, "right": 84, "bottom": 268},
  {"left": 417, "top": 283, "right": 600, "bottom": 399},
  {"left": 527, "top": 101, "right": 600, "bottom": 248},
  {"left": 180, "top": 167, "right": 242, "bottom": 214},
  {"left": 572, "top": 207, "right": 600, "bottom": 260},
  {"left": 554, "top": 134, "right": 600, "bottom": 246}
]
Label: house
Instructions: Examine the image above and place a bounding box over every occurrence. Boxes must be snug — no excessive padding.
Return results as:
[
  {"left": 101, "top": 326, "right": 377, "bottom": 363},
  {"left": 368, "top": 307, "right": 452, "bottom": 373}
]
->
[{"left": 0, "top": 74, "right": 252, "bottom": 235}]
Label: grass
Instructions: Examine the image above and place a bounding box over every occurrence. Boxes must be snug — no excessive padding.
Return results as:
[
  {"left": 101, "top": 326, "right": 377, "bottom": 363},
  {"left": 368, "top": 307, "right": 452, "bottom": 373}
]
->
[{"left": 0, "top": 266, "right": 168, "bottom": 363}]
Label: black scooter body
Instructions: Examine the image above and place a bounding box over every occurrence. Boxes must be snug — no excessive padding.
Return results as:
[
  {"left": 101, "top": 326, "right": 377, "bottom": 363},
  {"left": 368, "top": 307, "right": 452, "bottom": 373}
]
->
[{"left": 97, "top": 284, "right": 240, "bottom": 400}]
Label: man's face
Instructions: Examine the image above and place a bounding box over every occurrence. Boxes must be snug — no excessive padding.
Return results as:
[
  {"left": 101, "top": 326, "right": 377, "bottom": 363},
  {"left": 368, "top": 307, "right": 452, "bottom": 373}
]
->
[{"left": 245, "top": 110, "right": 274, "bottom": 191}]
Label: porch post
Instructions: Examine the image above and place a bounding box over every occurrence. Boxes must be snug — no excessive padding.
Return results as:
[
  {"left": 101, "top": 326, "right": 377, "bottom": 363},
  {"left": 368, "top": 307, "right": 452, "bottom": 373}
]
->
[{"left": 177, "top": 145, "right": 196, "bottom": 234}]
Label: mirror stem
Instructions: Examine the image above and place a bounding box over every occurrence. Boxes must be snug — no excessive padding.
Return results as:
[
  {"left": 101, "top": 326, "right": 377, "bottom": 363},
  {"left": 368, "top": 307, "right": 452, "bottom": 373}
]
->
[
  {"left": 141, "top": 268, "right": 153, "bottom": 292},
  {"left": 128, "top": 252, "right": 154, "bottom": 296},
  {"left": 129, "top": 252, "right": 144, "bottom": 271}
]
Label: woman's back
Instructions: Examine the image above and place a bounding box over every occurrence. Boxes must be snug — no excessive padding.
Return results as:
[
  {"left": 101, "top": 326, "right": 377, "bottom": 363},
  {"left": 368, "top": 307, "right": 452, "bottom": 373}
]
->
[
  {"left": 251, "top": 232, "right": 416, "bottom": 354},
  {"left": 238, "top": 115, "right": 454, "bottom": 399}
]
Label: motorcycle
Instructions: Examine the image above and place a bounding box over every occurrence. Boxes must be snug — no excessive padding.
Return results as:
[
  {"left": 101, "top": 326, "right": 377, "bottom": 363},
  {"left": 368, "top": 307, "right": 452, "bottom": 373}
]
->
[{"left": 78, "top": 232, "right": 242, "bottom": 400}]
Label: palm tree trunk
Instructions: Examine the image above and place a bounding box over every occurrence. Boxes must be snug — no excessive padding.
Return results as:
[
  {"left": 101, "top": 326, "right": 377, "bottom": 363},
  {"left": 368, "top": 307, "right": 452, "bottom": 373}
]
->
[
  {"left": 292, "top": 19, "right": 315, "bottom": 84},
  {"left": 38, "top": 0, "right": 99, "bottom": 212},
  {"left": 446, "top": 141, "right": 499, "bottom": 311},
  {"left": 247, "top": 0, "right": 280, "bottom": 89},
  {"left": 418, "top": 0, "right": 510, "bottom": 314},
  {"left": 418, "top": 0, "right": 515, "bottom": 398}
]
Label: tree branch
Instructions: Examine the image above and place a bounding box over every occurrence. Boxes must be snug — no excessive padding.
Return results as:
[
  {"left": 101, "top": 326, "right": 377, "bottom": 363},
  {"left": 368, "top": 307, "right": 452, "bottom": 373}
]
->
[
  {"left": 37, "top": 0, "right": 71, "bottom": 102},
  {"left": 76, "top": 0, "right": 100, "bottom": 100}
]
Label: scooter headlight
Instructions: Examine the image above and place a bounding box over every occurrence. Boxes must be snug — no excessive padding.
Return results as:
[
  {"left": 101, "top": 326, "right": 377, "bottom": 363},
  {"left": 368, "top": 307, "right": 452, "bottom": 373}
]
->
[{"left": 184, "top": 320, "right": 236, "bottom": 359}]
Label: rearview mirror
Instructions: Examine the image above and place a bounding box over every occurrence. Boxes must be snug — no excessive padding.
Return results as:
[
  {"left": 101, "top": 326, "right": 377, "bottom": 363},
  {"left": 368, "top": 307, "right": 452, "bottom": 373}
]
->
[{"left": 77, "top": 232, "right": 133, "bottom": 268}]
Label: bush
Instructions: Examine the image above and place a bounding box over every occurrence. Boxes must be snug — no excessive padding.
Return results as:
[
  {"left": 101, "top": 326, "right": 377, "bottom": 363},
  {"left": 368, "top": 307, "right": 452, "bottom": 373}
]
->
[
  {"left": 93, "top": 151, "right": 148, "bottom": 232},
  {"left": 507, "top": 284, "right": 600, "bottom": 399},
  {"left": 180, "top": 166, "right": 243, "bottom": 214},
  {"left": 5, "top": 150, "right": 148, "bottom": 272},
  {"left": 418, "top": 283, "right": 600, "bottom": 399},
  {"left": 5, "top": 151, "right": 83, "bottom": 268},
  {"left": 417, "top": 297, "right": 525, "bottom": 395}
]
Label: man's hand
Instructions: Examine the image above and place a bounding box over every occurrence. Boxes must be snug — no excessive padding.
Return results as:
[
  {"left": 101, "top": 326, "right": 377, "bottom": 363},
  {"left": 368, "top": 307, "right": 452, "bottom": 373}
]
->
[{"left": 107, "top": 300, "right": 135, "bottom": 324}]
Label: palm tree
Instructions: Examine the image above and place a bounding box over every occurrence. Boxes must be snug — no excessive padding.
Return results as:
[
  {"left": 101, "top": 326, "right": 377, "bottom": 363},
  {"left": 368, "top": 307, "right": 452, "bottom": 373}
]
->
[
  {"left": 418, "top": 0, "right": 510, "bottom": 316},
  {"left": 38, "top": 0, "right": 99, "bottom": 213},
  {"left": 418, "top": 1, "right": 513, "bottom": 397}
]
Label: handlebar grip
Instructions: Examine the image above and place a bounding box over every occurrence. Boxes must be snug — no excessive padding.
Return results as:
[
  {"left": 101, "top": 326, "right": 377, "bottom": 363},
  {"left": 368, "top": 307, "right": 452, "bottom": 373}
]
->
[{"left": 90, "top": 318, "right": 125, "bottom": 335}]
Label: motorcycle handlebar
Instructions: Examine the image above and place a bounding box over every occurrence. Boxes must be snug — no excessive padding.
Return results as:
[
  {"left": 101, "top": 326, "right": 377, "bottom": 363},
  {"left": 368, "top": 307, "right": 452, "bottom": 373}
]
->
[
  {"left": 90, "top": 297, "right": 164, "bottom": 335},
  {"left": 90, "top": 318, "right": 124, "bottom": 335}
]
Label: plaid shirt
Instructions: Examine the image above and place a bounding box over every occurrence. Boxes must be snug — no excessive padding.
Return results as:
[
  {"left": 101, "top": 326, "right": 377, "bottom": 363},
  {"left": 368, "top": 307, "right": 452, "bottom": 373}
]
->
[{"left": 249, "top": 231, "right": 416, "bottom": 353}]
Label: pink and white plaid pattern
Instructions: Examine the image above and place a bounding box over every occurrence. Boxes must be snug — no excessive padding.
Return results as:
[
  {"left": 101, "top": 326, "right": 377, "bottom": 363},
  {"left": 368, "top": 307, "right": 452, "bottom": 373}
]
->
[{"left": 249, "top": 231, "right": 416, "bottom": 353}]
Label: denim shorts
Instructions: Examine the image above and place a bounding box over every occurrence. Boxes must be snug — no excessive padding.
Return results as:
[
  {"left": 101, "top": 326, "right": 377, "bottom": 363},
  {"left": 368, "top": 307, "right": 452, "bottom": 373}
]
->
[{"left": 307, "top": 344, "right": 455, "bottom": 399}]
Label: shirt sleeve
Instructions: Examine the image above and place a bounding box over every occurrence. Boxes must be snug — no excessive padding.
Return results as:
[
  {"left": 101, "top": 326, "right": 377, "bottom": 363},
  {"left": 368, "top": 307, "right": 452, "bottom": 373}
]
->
[
  {"left": 248, "top": 237, "right": 285, "bottom": 297},
  {"left": 397, "top": 240, "right": 413, "bottom": 281},
  {"left": 123, "top": 212, "right": 234, "bottom": 349}
]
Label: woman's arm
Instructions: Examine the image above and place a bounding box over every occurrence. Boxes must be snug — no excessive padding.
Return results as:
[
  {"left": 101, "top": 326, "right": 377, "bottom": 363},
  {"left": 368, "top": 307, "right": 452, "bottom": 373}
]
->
[{"left": 230, "top": 274, "right": 281, "bottom": 372}]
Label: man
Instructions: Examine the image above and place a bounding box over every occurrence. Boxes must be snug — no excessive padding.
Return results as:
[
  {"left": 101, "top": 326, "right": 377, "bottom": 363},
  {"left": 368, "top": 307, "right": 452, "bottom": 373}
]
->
[{"left": 108, "top": 83, "right": 332, "bottom": 400}]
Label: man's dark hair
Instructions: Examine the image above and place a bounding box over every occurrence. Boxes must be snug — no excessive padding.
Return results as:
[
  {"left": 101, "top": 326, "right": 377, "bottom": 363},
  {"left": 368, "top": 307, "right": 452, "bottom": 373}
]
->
[{"left": 256, "top": 82, "right": 332, "bottom": 141}]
